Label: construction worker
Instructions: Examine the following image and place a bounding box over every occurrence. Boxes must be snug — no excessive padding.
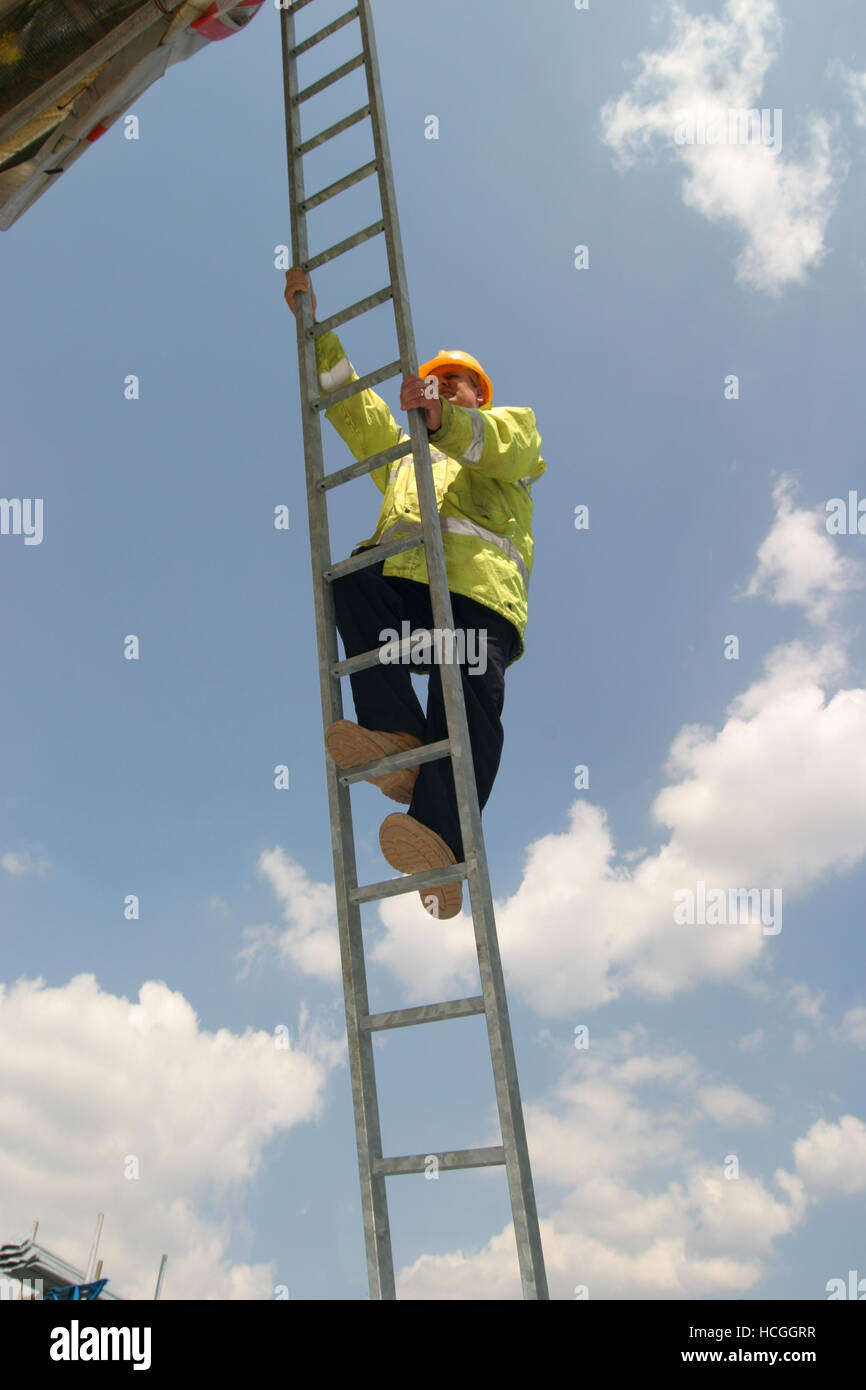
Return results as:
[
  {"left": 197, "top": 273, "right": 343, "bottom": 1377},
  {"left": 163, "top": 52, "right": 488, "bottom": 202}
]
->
[{"left": 284, "top": 267, "right": 545, "bottom": 919}]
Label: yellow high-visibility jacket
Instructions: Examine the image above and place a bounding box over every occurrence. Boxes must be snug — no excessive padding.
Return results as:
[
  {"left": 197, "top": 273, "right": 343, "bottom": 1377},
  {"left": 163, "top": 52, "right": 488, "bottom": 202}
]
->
[{"left": 315, "top": 330, "right": 545, "bottom": 666}]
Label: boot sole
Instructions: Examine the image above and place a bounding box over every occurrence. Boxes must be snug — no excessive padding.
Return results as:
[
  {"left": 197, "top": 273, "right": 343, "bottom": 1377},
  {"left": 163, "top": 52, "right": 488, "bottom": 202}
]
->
[
  {"left": 325, "top": 721, "right": 422, "bottom": 805},
  {"left": 379, "top": 813, "right": 463, "bottom": 919}
]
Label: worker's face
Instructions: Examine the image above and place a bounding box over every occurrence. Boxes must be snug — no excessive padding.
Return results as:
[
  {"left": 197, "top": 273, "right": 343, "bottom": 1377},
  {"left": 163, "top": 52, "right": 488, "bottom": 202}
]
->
[{"left": 433, "top": 367, "right": 484, "bottom": 408}]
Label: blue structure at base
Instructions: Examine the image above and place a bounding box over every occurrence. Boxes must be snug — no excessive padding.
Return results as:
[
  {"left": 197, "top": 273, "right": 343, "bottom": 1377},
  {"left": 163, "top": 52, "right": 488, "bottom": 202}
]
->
[{"left": 45, "top": 1279, "right": 108, "bottom": 1301}]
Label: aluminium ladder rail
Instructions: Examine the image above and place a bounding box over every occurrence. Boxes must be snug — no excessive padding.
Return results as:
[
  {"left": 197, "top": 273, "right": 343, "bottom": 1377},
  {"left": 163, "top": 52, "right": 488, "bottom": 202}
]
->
[{"left": 279, "top": 0, "right": 548, "bottom": 1300}]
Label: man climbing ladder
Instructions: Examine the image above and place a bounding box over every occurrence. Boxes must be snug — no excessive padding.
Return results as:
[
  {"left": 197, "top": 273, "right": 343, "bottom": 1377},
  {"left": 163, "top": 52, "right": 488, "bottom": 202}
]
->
[{"left": 285, "top": 266, "right": 546, "bottom": 918}]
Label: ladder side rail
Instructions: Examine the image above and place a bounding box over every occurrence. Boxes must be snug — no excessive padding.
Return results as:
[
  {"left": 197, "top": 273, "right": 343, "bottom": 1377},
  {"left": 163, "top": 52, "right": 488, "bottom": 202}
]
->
[
  {"left": 356, "top": 0, "right": 549, "bottom": 1300},
  {"left": 280, "top": 1, "right": 396, "bottom": 1301}
]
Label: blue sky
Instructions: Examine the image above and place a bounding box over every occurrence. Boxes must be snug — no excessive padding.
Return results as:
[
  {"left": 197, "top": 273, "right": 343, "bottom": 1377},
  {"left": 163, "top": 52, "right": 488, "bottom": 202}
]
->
[{"left": 2, "top": 0, "right": 866, "bottom": 1299}]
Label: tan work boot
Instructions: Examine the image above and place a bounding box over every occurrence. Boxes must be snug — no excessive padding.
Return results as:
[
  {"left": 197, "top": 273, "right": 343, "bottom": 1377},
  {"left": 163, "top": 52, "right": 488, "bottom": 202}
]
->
[
  {"left": 379, "top": 812, "right": 463, "bottom": 919},
  {"left": 325, "top": 720, "right": 423, "bottom": 804}
]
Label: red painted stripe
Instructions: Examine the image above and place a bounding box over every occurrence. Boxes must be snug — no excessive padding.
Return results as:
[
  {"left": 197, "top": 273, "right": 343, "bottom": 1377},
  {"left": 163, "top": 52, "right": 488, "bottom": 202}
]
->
[
  {"left": 191, "top": 1, "right": 263, "bottom": 41},
  {"left": 190, "top": 3, "right": 220, "bottom": 35},
  {"left": 86, "top": 123, "right": 108, "bottom": 142}
]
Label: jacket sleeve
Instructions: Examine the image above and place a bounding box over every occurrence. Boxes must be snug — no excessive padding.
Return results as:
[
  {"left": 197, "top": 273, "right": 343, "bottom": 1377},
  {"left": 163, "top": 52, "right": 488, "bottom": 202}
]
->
[
  {"left": 427, "top": 399, "right": 543, "bottom": 484},
  {"left": 314, "top": 330, "right": 406, "bottom": 494}
]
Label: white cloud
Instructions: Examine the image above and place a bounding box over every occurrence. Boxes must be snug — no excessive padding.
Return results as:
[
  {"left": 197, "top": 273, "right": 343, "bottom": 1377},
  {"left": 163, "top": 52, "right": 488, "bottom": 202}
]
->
[
  {"left": 650, "top": 640, "right": 866, "bottom": 892},
  {"left": 744, "top": 477, "right": 864, "bottom": 623},
  {"left": 218, "top": 470, "right": 866, "bottom": 1298},
  {"left": 369, "top": 893, "right": 478, "bottom": 1003},
  {"left": 526, "top": 1040, "right": 701, "bottom": 1187},
  {"left": 698, "top": 1083, "right": 772, "bottom": 1126},
  {"left": 0, "top": 974, "right": 342, "bottom": 1298},
  {"left": 599, "top": 0, "right": 844, "bottom": 293},
  {"left": 1, "top": 850, "right": 49, "bottom": 877},
  {"left": 835, "top": 64, "right": 866, "bottom": 128},
  {"left": 793, "top": 1115, "right": 866, "bottom": 1197},
  {"left": 258, "top": 486, "right": 866, "bottom": 1021},
  {"left": 396, "top": 1031, "right": 814, "bottom": 1299},
  {"left": 836, "top": 1005, "right": 866, "bottom": 1049},
  {"left": 787, "top": 982, "right": 825, "bottom": 1021},
  {"left": 242, "top": 849, "right": 480, "bottom": 1008},
  {"left": 368, "top": 630, "right": 866, "bottom": 1016},
  {"left": 238, "top": 849, "right": 341, "bottom": 983}
]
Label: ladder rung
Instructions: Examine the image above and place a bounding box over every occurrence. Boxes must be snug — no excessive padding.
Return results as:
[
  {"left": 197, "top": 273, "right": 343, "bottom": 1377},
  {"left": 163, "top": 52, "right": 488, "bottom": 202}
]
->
[
  {"left": 312, "top": 285, "right": 393, "bottom": 337},
  {"left": 374, "top": 1146, "right": 506, "bottom": 1177},
  {"left": 361, "top": 996, "right": 485, "bottom": 1032},
  {"left": 298, "top": 105, "right": 371, "bottom": 157},
  {"left": 290, "top": 7, "right": 358, "bottom": 57},
  {"left": 294, "top": 53, "right": 365, "bottom": 105},
  {"left": 333, "top": 627, "right": 443, "bottom": 678},
  {"left": 304, "top": 218, "right": 383, "bottom": 271},
  {"left": 332, "top": 616, "right": 441, "bottom": 676},
  {"left": 323, "top": 534, "right": 424, "bottom": 585},
  {"left": 319, "top": 437, "right": 411, "bottom": 491},
  {"left": 336, "top": 738, "right": 451, "bottom": 787},
  {"left": 351, "top": 861, "right": 466, "bottom": 905},
  {"left": 300, "top": 159, "right": 377, "bottom": 212},
  {"left": 310, "top": 358, "right": 401, "bottom": 412},
  {"left": 286, "top": 0, "right": 319, "bottom": 13}
]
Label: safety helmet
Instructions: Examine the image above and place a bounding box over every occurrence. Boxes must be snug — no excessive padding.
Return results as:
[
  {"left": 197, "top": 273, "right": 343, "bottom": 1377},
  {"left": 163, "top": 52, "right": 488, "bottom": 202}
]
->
[{"left": 418, "top": 349, "right": 493, "bottom": 407}]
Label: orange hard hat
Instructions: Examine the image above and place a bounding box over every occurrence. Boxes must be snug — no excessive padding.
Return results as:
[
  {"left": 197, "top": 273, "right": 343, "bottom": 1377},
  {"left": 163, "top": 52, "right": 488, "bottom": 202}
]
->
[{"left": 418, "top": 349, "right": 493, "bottom": 406}]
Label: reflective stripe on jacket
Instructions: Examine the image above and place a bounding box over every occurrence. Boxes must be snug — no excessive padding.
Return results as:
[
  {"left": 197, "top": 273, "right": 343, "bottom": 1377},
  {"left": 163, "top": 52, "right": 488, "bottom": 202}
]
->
[{"left": 315, "top": 330, "right": 545, "bottom": 665}]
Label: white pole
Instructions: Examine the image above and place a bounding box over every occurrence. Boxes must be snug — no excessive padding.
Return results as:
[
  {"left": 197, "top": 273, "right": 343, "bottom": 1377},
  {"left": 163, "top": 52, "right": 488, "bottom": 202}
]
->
[{"left": 83, "top": 1213, "right": 104, "bottom": 1285}]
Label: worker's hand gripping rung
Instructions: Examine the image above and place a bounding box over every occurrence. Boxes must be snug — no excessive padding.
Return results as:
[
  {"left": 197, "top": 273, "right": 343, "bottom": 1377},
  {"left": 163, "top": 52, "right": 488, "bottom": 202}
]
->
[
  {"left": 289, "top": 6, "right": 359, "bottom": 58},
  {"left": 336, "top": 737, "right": 451, "bottom": 788},
  {"left": 374, "top": 1147, "right": 506, "bottom": 1177},
  {"left": 351, "top": 861, "right": 466, "bottom": 905}
]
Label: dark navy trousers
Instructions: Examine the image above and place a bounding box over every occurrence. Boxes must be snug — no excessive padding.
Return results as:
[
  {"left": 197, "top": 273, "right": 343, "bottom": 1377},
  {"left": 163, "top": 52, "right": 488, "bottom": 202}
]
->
[{"left": 330, "top": 554, "right": 520, "bottom": 861}]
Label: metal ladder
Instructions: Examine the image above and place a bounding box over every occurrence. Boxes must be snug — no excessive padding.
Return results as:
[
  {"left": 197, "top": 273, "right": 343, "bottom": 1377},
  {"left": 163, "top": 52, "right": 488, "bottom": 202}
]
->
[{"left": 279, "top": 0, "right": 548, "bottom": 1300}]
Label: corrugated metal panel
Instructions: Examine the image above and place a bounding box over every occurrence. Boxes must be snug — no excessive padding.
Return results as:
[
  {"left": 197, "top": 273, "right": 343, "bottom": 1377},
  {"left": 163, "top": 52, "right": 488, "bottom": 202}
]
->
[{"left": 0, "top": 1237, "right": 123, "bottom": 1299}]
